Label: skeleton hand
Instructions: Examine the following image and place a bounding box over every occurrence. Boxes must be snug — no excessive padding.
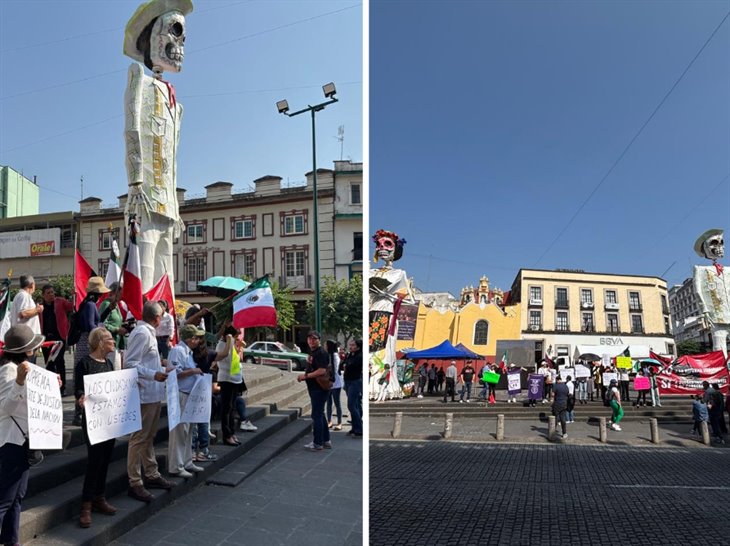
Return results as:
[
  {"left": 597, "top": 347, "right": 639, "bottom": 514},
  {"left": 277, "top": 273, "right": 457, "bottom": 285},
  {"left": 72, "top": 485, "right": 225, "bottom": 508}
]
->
[{"left": 127, "top": 183, "right": 153, "bottom": 214}]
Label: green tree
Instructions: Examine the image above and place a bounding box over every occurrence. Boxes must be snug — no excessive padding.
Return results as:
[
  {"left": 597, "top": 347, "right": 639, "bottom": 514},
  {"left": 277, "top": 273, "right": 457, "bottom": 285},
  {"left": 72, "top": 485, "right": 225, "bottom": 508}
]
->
[
  {"left": 308, "top": 275, "right": 363, "bottom": 343},
  {"left": 211, "top": 278, "right": 296, "bottom": 339},
  {"left": 676, "top": 339, "right": 703, "bottom": 356}
]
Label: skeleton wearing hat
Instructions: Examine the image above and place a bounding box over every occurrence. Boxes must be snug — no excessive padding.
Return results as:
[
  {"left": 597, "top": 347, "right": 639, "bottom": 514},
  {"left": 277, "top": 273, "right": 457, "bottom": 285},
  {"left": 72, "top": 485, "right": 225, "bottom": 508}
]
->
[
  {"left": 368, "top": 229, "right": 415, "bottom": 401},
  {"left": 692, "top": 228, "right": 730, "bottom": 357},
  {"left": 123, "top": 0, "right": 192, "bottom": 293}
]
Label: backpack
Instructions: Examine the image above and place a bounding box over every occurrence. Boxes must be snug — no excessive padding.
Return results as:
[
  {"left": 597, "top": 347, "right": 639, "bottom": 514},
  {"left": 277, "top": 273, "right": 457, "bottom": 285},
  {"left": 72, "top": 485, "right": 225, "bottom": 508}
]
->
[{"left": 66, "top": 311, "right": 83, "bottom": 347}]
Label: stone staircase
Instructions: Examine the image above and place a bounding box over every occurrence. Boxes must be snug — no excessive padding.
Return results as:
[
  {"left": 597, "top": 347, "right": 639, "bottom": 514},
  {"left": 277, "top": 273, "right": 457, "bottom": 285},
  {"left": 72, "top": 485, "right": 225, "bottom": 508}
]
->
[
  {"left": 20, "top": 364, "right": 313, "bottom": 545},
  {"left": 369, "top": 394, "right": 694, "bottom": 423}
]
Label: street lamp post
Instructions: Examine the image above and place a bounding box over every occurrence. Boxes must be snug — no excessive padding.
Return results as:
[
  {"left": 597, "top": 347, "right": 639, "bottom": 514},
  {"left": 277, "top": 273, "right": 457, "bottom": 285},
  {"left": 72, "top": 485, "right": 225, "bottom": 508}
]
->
[{"left": 277, "top": 83, "right": 338, "bottom": 333}]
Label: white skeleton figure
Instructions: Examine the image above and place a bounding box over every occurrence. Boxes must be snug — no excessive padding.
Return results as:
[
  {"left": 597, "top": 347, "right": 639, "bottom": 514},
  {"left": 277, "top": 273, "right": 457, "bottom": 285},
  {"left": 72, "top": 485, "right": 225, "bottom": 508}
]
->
[
  {"left": 692, "top": 229, "right": 730, "bottom": 358},
  {"left": 375, "top": 235, "right": 397, "bottom": 268},
  {"left": 123, "top": 0, "right": 192, "bottom": 292}
]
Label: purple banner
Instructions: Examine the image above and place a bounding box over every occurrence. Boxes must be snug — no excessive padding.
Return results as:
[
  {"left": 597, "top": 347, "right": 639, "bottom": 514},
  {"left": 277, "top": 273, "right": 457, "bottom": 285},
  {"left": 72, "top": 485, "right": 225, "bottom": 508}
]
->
[
  {"left": 527, "top": 374, "right": 544, "bottom": 401},
  {"left": 396, "top": 303, "right": 419, "bottom": 341}
]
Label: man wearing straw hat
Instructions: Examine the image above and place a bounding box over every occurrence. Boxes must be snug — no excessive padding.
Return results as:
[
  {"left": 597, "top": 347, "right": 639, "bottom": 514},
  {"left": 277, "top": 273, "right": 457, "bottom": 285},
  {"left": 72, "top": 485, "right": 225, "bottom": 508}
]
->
[{"left": 122, "top": 0, "right": 193, "bottom": 293}]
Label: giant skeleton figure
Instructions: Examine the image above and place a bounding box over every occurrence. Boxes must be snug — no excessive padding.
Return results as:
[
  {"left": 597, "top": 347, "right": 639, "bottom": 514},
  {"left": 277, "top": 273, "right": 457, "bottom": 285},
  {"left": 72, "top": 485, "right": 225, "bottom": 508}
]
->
[
  {"left": 693, "top": 229, "right": 730, "bottom": 358},
  {"left": 368, "top": 229, "right": 415, "bottom": 400},
  {"left": 123, "top": 0, "right": 192, "bottom": 292}
]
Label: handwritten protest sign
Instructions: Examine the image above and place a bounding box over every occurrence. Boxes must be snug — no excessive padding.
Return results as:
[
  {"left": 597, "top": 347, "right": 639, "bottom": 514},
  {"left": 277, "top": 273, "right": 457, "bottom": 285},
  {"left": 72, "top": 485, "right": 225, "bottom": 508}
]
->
[
  {"left": 575, "top": 364, "right": 590, "bottom": 379},
  {"left": 166, "top": 371, "right": 181, "bottom": 431},
  {"left": 507, "top": 371, "right": 522, "bottom": 395},
  {"left": 181, "top": 374, "right": 212, "bottom": 424},
  {"left": 26, "top": 365, "right": 63, "bottom": 449},
  {"left": 616, "top": 356, "right": 633, "bottom": 369},
  {"left": 633, "top": 376, "right": 650, "bottom": 391},
  {"left": 83, "top": 368, "right": 141, "bottom": 445},
  {"left": 603, "top": 372, "right": 618, "bottom": 386}
]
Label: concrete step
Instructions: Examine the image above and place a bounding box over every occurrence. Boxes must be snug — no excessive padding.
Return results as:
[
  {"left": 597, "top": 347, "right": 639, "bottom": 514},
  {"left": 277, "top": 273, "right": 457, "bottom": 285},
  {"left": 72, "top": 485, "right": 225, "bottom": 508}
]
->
[{"left": 24, "top": 411, "right": 311, "bottom": 546}]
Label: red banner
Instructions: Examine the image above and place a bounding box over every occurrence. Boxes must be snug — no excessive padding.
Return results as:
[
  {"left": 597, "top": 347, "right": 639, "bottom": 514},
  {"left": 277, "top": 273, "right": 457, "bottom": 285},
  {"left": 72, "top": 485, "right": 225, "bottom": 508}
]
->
[{"left": 655, "top": 351, "right": 730, "bottom": 395}]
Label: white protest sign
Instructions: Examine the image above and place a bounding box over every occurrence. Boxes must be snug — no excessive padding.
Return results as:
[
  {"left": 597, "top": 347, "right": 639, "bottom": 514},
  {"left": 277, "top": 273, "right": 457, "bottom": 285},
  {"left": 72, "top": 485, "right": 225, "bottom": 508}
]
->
[
  {"left": 603, "top": 372, "right": 618, "bottom": 386},
  {"left": 602, "top": 354, "right": 611, "bottom": 367},
  {"left": 561, "top": 368, "right": 575, "bottom": 381},
  {"left": 166, "top": 371, "right": 181, "bottom": 431},
  {"left": 575, "top": 364, "right": 590, "bottom": 379},
  {"left": 507, "top": 371, "right": 522, "bottom": 394},
  {"left": 83, "top": 368, "right": 141, "bottom": 445},
  {"left": 26, "top": 365, "right": 63, "bottom": 449},
  {"left": 180, "top": 374, "right": 212, "bottom": 424}
]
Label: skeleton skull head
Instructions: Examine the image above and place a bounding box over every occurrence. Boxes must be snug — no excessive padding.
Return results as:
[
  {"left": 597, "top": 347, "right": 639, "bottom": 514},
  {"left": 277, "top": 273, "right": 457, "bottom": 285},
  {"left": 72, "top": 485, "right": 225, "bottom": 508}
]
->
[
  {"left": 376, "top": 235, "right": 396, "bottom": 265},
  {"left": 702, "top": 232, "right": 725, "bottom": 261},
  {"left": 150, "top": 11, "right": 186, "bottom": 73}
]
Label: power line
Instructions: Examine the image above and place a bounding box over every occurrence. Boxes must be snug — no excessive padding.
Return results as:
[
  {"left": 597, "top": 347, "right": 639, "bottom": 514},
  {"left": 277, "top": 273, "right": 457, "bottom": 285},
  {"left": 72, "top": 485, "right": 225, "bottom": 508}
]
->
[
  {"left": 0, "top": 3, "right": 361, "bottom": 102},
  {"left": 532, "top": 8, "right": 730, "bottom": 267}
]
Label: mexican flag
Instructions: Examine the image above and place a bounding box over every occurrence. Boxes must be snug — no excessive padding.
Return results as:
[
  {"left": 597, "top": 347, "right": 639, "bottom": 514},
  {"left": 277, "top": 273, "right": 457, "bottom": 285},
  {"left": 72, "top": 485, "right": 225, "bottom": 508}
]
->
[
  {"left": 232, "top": 276, "right": 277, "bottom": 329},
  {"left": 121, "top": 219, "right": 143, "bottom": 320},
  {"left": 105, "top": 237, "right": 122, "bottom": 287},
  {"left": 499, "top": 351, "right": 507, "bottom": 372}
]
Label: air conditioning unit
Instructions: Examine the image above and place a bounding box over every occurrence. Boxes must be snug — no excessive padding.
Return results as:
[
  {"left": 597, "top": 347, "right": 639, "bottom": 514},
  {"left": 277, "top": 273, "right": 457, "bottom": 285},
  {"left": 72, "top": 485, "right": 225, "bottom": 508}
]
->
[
  {"left": 529, "top": 298, "right": 543, "bottom": 306},
  {"left": 606, "top": 303, "right": 619, "bottom": 310},
  {"left": 581, "top": 302, "right": 594, "bottom": 309},
  {"left": 529, "top": 325, "right": 540, "bottom": 331}
]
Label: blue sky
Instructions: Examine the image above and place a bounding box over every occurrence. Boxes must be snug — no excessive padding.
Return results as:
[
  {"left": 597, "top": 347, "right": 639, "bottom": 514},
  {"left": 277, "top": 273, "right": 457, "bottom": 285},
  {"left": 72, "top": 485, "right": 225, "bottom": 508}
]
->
[
  {"left": 0, "top": 0, "right": 362, "bottom": 211},
  {"left": 370, "top": 1, "right": 730, "bottom": 296}
]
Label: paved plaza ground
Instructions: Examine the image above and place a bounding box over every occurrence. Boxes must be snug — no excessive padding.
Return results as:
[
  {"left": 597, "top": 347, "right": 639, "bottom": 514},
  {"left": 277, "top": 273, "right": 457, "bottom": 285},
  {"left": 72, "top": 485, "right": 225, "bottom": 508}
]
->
[{"left": 370, "top": 440, "right": 730, "bottom": 546}]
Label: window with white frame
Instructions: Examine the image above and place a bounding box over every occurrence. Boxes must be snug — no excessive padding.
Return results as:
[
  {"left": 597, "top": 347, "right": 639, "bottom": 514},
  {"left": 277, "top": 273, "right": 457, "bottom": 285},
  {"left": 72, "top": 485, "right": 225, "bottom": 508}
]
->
[
  {"left": 283, "top": 214, "right": 305, "bottom": 235},
  {"left": 582, "top": 312, "right": 594, "bottom": 332},
  {"left": 628, "top": 291, "right": 641, "bottom": 311},
  {"left": 187, "top": 223, "right": 205, "bottom": 244},
  {"left": 285, "top": 250, "right": 305, "bottom": 277},
  {"left": 529, "top": 310, "right": 542, "bottom": 330},
  {"left": 186, "top": 255, "right": 206, "bottom": 292},
  {"left": 580, "top": 288, "right": 593, "bottom": 304},
  {"left": 631, "top": 314, "right": 644, "bottom": 333},
  {"left": 473, "top": 320, "right": 488, "bottom": 345},
  {"left": 233, "top": 218, "right": 254, "bottom": 240},
  {"left": 99, "top": 228, "right": 119, "bottom": 252},
  {"left": 556, "top": 311, "right": 569, "bottom": 331},
  {"left": 233, "top": 253, "right": 255, "bottom": 279},
  {"left": 605, "top": 290, "right": 618, "bottom": 304},
  {"left": 529, "top": 286, "right": 542, "bottom": 301},
  {"left": 350, "top": 183, "right": 361, "bottom": 205}
]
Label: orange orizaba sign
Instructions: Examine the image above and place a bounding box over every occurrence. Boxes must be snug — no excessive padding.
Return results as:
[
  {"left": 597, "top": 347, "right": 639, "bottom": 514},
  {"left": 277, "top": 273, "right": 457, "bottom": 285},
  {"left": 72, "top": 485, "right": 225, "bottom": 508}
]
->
[{"left": 30, "top": 241, "right": 56, "bottom": 256}]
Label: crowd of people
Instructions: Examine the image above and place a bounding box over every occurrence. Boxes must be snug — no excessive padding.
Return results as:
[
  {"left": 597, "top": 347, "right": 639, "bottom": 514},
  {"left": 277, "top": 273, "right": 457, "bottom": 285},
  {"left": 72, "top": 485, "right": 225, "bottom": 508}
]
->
[{"left": 0, "top": 274, "right": 364, "bottom": 540}]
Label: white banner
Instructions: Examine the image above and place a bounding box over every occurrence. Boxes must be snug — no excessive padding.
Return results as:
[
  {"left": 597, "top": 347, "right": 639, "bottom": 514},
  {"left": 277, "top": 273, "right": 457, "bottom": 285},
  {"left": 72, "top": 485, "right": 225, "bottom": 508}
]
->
[
  {"left": 561, "top": 368, "right": 575, "bottom": 381},
  {"left": 603, "top": 372, "right": 618, "bottom": 387},
  {"left": 507, "top": 371, "right": 522, "bottom": 394},
  {"left": 26, "top": 365, "right": 63, "bottom": 449},
  {"left": 83, "top": 368, "right": 142, "bottom": 445},
  {"left": 0, "top": 228, "right": 60, "bottom": 259},
  {"left": 166, "top": 371, "right": 181, "bottom": 431},
  {"left": 180, "top": 375, "right": 212, "bottom": 424},
  {"left": 575, "top": 364, "right": 590, "bottom": 379}
]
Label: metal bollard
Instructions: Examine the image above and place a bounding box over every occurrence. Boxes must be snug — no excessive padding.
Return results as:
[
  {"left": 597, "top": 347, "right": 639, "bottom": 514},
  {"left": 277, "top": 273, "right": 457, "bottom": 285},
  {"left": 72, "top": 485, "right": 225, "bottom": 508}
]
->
[
  {"left": 288, "top": 360, "right": 294, "bottom": 373},
  {"left": 650, "top": 418, "right": 659, "bottom": 444},
  {"left": 444, "top": 413, "right": 453, "bottom": 439},
  {"left": 548, "top": 415, "right": 556, "bottom": 441},
  {"left": 392, "top": 412, "right": 403, "bottom": 438},
  {"left": 599, "top": 417, "right": 607, "bottom": 443},
  {"left": 701, "top": 421, "right": 710, "bottom": 445},
  {"left": 496, "top": 414, "right": 505, "bottom": 441}
]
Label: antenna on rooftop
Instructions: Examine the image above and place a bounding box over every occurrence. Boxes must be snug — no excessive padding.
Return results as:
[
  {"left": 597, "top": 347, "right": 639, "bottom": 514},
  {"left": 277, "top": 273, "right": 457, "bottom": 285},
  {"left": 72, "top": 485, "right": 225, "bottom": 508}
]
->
[
  {"left": 80, "top": 175, "right": 84, "bottom": 200},
  {"left": 337, "top": 125, "right": 344, "bottom": 160}
]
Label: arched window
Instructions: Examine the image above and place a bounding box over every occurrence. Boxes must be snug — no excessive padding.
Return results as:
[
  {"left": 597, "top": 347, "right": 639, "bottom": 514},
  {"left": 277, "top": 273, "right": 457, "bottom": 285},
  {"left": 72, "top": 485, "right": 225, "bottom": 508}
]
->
[{"left": 473, "top": 320, "right": 489, "bottom": 345}]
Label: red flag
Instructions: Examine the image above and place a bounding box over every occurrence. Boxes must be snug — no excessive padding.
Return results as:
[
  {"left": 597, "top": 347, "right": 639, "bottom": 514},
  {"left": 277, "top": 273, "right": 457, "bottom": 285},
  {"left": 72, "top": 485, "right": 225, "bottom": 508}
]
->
[
  {"left": 74, "top": 250, "right": 96, "bottom": 310},
  {"left": 121, "top": 220, "right": 143, "bottom": 320},
  {"left": 144, "top": 274, "right": 177, "bottom": 344}
]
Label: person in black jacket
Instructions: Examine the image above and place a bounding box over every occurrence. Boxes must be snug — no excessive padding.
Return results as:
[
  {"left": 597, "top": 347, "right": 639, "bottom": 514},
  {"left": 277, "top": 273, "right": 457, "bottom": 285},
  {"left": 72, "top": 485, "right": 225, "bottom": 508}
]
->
[{"left": 342, "top": 339, "right": 363, "bottom": 437}]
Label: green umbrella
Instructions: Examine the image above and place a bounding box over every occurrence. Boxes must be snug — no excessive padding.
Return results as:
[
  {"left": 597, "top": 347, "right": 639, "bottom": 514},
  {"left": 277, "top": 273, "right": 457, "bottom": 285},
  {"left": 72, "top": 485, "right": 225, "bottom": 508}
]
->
[{"left": 197, "top": 276, "right": 249, "bottom": 298}]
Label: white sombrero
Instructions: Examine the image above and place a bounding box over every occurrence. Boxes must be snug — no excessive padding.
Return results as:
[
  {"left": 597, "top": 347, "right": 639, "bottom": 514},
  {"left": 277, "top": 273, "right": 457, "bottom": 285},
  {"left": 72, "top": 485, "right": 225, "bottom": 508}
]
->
[
  {"left": 693, "top": 228, "right": 723, "bottom": 258},
  {"left": 123, "top": 0, "right": 193, "bottom": 63}
]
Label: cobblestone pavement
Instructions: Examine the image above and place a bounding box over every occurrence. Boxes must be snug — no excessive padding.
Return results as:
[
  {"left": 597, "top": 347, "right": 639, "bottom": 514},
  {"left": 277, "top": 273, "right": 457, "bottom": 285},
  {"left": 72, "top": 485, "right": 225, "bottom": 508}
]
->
[{"left": 370, "top": 440, "right": 730, "bottom": 546}]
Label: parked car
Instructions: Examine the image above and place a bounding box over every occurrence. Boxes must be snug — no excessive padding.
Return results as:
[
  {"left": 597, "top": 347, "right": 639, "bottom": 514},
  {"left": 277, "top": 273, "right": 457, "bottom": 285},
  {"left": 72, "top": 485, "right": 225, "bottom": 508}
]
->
[{"left": 245, "top": 341, "right": 308, "bottom": 371}]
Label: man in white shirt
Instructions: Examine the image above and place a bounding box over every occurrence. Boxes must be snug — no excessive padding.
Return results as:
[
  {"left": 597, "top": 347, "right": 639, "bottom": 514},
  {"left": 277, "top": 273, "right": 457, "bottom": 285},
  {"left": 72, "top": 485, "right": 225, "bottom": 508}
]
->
[
  {"left": 167, "top": 324, "right": 205, "bottom": 477},
  {"left": 125, "top": 301, "right": 173, "bottom": 502},
  {"left": 443, "top": 361, "right": 458, "bottom": 403},
  {"left": 11, "top": 275, "right": 43, "bottom": 333}
]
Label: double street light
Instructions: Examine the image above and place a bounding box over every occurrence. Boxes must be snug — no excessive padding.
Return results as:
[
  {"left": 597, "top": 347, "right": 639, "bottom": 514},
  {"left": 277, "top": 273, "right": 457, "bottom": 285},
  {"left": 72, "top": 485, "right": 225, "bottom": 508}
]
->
[{"left": 277, "top": 82, "right": 338, "bottom": 334}]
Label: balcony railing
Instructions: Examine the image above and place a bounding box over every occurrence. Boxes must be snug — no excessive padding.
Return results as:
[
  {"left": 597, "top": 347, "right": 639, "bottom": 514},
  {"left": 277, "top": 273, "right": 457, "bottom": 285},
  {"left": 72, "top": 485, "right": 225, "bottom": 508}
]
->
[
  {"left": 606, "top": 326, "right": 621, "bottom": 334},
  {"left": 581, "top": 325, "right": 595, "bottom": 333},
  {"left": 279, "top": 275, "right": 312, "bottom": 289},
  {"left": 555, "top": 299, "right": 569, "bottom": 309},
  {"left": 631, "top": 326, "right": 645, "bottom": 334},
  {"left": 629, "top": 305, "right": 643, "bottom": 312}
]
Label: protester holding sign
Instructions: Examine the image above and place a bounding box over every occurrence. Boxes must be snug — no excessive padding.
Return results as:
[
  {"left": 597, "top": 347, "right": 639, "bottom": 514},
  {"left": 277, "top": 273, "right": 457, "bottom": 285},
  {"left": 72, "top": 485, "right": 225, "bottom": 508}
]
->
[
  {"left": 0, "top": 324, "right": 46, "bottom": 546},
  {"left": 167, "top": 325, "right": 206, "bottom": 478},
  {"left": 124, "top": 301, "right": 173, "bottom": 503},
  {"left": 74, "top": 327, "right": 119, "bottom": 528}
]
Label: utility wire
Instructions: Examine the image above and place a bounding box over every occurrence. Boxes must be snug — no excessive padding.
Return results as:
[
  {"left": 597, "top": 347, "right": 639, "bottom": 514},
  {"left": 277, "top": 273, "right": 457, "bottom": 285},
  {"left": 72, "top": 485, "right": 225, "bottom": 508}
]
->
[
  {"left": 0, "top": 3, "right": 361, "bottom": 102},
  {"left": 532, "top": 8, "right": 730, "bottom": 267}
]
